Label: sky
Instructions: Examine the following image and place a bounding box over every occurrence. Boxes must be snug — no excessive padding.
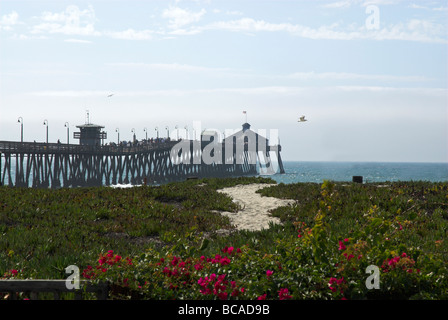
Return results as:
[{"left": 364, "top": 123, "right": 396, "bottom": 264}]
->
[{"left": 0, "top": 0, "right": 447, "bottom": 162}]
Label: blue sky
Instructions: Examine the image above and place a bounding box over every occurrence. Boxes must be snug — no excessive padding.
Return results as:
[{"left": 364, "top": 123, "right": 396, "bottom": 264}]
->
[{"left": 0, "top": 0, "right": 447, "bottom": 162}]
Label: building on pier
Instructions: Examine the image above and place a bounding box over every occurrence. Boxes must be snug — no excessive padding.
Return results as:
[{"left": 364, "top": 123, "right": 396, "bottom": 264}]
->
[{"left": 73, "top": 123, "right": 107, "bottom": 146}]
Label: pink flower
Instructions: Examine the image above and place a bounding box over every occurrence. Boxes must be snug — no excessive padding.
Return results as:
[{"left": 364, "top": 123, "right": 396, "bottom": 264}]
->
[
  {"left": 338, "top": 241, "right": 346, "bottom": 251},
  {"left": 257, "top": 294, "right": 267, "bottom": 300},
  {"left": 194, "top": 263, "right": 203, "bottom": 271},
  {"left": 218, "top": 292, "right": 228, "bottom": 300},
  {"left": 171, "top": 256, "right": 179, "bottom": 266},
  {"left": 266, "top": 270, "right": 273, "bottom": 279},
  {"left": 220, "top": 256, "right": 231, "bottom": 266},
  {"left": 278, "top": 288, "right": 292, "bottom": 300}
]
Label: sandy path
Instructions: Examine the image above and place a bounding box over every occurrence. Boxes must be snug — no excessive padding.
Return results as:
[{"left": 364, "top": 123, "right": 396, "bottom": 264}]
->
[{"left": 216, "top": 184, "right": 296, "bottom": 232}]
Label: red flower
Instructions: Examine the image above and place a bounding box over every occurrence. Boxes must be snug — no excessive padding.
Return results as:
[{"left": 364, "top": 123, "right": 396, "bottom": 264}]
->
[
  {"left": 171, "top": 256, "right": 179, "bottom": 266},
  {"left": 278, "top": 288, "right": 292, "bottom": 300},
  {"left": 218, "top": 292, "right": 228, "bottom": 300},
  {"left": 257, "top": 294, "right": 267, "bottom": 300}
]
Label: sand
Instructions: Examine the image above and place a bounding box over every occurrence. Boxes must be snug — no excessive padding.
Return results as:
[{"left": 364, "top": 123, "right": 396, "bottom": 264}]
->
[{"left": 216, "top": 184, "right": 296, "bottom": 232}]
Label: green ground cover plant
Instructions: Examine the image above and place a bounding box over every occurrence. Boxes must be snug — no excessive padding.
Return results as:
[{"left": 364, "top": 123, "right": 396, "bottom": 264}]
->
[{"left": 1, "top": 177, "right": 447, "bottom": 299}]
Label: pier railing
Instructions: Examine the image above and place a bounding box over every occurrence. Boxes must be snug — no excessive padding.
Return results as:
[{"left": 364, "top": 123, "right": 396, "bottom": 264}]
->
[
  {"left": 0, "top": 280, "right": 108, "bottom": 300},
  {"left": 0, "top": 140, "right": 178, "bottom": 155}
]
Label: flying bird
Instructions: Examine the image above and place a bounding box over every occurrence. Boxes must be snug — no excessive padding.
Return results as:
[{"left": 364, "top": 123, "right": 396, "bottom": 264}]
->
[
  {"left": 107, "top": 93, "right": 114, "bottom": 97},
  {"left": 298, "top": 115, "right": 307, "bottom": 122}
]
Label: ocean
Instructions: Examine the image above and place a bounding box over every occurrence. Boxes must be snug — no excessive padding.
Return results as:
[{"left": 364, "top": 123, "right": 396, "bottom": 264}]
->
[{"left": 270, "top": 161, "right": 448, "bottom": 184}]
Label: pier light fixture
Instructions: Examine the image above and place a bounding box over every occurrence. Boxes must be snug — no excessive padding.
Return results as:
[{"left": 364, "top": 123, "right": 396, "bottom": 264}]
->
[
  {"left": 43, "top": 119, "right": 48, "bottom": 143},
  {"left": 115, "top": 128, "right": 120, "bottom": 144},
  {"left": 64, "top": 122, "right": 70, "bottom": 144},
  {"left": 165, "top": 126, "right": 169, "bottom": 139},
  {"left": 155, "top": 127, "right": 159, "bottom": 140},
  {"left": 18, "top": 117, "right": 23, "bottom": 142},
  {"left": 131, "top": 128, "right": 136, "bottom": 143},
  {"left": 144, "top": 127, "right": 147, "bottom": 140}
]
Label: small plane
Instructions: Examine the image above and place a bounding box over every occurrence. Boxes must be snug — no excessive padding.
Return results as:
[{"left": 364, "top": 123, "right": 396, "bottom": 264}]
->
[{"left": 298, "top": 115, "right": 307, "bottom": 122}]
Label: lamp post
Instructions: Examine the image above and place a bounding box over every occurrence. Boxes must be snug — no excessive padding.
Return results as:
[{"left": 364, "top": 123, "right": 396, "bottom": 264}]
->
[
  {"left": 131, "top": 128, "right": 136, "bottom": 144},
  {"left": 18, "top": 117, "right": 23, "bottom": 142},
  {"left": 43, "top": 119, "right": 48, "bottom": 143},
  {"left": 155, "top": 127, "right": 159, "bottom": 141},
  {"left": 115, "top": 128, "right": 120, "bottom": 144},
  {"left": 165, "top": 126, "right": 169, "bottom": 139},
  {"left": 64, "top": 122, "right": 70, "bottom": 144},
  {"left": 143, "top": 127, "right": 148, "bottom": 141}
]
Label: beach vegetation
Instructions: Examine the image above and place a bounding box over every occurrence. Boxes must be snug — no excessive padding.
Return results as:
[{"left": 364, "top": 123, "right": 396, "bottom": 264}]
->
[{"left": 1, "top": 177, "right": 447, "bottom": 299}]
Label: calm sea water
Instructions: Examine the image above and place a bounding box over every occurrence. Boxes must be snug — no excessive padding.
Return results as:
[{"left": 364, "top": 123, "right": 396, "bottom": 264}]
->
[{"left": 270, "top": 161, "right": 448, "bottom": 184}]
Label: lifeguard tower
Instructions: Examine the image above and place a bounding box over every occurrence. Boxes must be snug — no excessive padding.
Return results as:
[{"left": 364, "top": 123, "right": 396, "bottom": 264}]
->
[{"left": 73, "top": 112, "right": 107, "bottom": 146}]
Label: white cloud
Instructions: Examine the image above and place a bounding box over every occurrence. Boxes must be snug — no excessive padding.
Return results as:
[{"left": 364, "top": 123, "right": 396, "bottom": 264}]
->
[
  {"left": 202, "top": 17, "right": 447, "bottom": 43},
  {"left": 162, "top": 6, "right": 206, "bottom": 29},
  {"left": 286, "top": 71, "right": 431, "bottom": 82},
  {"left": 31, "top": 5, "right": 100, "bottom": 37},
  {"left": 226, "top": 10, "right": 244, "bottom": 16},
  {"left": 28, "top": 86, "right": 445, "bottom": 98},
  {"left": 321, "top": 1, "right": 357, "bottom": 8},
  {"left": 109, "top": 62, "right": 231, "bottom": 72},
  {"left": 64, "top": 38, "right": 92, "bottom": 44},
  {"left": 0, "top": 11, "right": 19, "bottom": 31},
  {"left": 321, "top": 0, "right": 406, "bottom": 8},
  {"left": 106, "top": 29, "right": 154, "bottom": 40}
]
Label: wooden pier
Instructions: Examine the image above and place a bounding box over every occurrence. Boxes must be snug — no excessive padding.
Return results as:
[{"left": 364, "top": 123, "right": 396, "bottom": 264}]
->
[{"left": 0, "top": 124, "right": 285, "bottom": 188}]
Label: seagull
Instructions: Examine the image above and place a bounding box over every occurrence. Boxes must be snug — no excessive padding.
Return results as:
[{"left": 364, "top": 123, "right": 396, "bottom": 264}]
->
[
  {"left": 107, "top": 93, "right": 114, "bottom": 97},
  {"left": 298, "top": 115, "right": 307, "bottom": 122}
]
